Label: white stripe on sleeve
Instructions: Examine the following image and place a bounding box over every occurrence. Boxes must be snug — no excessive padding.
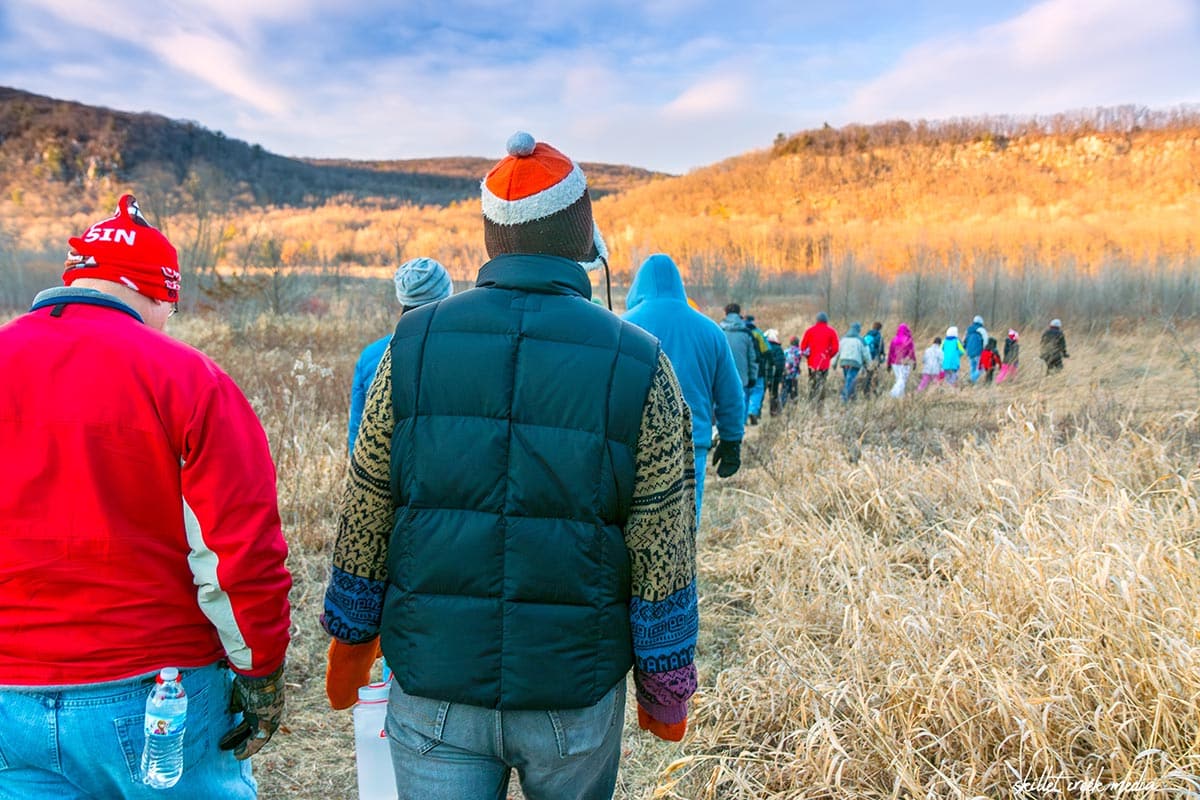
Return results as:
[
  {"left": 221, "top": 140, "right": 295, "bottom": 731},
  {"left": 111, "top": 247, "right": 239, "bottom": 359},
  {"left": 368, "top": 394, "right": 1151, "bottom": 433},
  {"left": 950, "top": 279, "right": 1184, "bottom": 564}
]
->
[{"left": 183, "top": 492, "right": 253, "bottom": 671}]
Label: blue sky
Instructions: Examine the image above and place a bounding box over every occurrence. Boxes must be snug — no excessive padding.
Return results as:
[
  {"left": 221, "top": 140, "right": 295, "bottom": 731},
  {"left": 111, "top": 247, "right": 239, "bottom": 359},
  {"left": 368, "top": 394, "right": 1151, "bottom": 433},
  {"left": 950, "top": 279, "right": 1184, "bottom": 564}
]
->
[{"left": 1, "top": 0, "right": 1197, "bottom": 173}]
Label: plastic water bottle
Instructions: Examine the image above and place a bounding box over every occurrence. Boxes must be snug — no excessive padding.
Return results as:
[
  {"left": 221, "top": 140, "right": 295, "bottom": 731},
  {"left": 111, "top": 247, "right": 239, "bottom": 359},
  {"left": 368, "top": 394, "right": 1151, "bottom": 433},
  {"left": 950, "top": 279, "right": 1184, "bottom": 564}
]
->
[
  {"left": 141, "top": 667, "right": 187, "bottom": 789},
  {"left": 353, "top": 682, "right": 397, "bottom": 800}
]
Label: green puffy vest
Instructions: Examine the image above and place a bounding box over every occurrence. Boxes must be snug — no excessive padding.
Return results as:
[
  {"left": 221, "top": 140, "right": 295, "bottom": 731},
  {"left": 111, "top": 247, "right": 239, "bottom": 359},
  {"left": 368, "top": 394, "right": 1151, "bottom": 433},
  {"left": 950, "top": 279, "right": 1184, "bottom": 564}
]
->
[{"left": 383, "top": 253, "right": 659, "bottom": 710}]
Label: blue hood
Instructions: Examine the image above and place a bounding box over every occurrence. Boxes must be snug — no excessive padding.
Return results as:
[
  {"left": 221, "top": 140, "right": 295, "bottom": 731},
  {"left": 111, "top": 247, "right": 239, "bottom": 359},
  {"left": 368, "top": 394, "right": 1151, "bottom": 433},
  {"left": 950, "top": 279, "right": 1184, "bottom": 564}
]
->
[
  {"left": 625, "top": 253, "right": 688, "bottom": 310},
  {"left": 623, "top": 254, "right": 745, "bottom": 447}
]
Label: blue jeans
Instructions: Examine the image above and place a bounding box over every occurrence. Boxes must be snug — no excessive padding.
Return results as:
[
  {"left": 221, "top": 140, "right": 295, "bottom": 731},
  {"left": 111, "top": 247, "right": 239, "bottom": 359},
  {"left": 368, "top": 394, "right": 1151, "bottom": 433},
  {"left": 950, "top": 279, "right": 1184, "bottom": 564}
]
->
[
  {"left": 969, "top": 355, "right": 982, "bottom": 382},
  {"left": 694, "top": 445, "right": 708, "bottom": 527},
  {"left": 385, "top": 677, "right": 626, "bottom": 800},
  {"left": 0, "top": 662, "right": 255, "bottom": 799},
  {"left": 746, "top": 377, "right": 765, "bottom": 417},
  {"left": 840, "top": 366, "right": 861, "bottom": 401}
]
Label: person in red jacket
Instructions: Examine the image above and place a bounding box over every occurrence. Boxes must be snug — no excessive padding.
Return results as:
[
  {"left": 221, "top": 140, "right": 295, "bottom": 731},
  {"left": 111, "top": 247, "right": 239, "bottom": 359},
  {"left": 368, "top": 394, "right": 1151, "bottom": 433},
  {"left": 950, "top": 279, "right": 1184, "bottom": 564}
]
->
[
  {"left": 798, "top": 311, "right": 840, "bottom": 405},
  {"left": 980, "top": 336, "right": 1002, "bottom": 383},
  {"left": 0, "top": 195, "right": 292, "bottom": 798}
]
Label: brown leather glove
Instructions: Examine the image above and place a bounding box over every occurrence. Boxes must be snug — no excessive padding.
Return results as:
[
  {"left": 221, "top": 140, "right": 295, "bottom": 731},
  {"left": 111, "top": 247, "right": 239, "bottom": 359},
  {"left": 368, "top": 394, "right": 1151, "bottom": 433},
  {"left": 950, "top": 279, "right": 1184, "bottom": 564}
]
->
[
  {"left": 220, "top": 664, "right": 286, "bottom": 760},
  {"left": 325, "top": 637, "right": 383, "bottom": 710}
]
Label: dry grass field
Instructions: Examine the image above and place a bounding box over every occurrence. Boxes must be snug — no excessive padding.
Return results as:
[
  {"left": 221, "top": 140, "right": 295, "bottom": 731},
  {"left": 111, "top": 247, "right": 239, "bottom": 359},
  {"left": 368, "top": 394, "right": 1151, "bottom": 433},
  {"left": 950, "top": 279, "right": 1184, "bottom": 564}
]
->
[{"left": 151, "top": 289, "right": 1200, "bottom": 800}]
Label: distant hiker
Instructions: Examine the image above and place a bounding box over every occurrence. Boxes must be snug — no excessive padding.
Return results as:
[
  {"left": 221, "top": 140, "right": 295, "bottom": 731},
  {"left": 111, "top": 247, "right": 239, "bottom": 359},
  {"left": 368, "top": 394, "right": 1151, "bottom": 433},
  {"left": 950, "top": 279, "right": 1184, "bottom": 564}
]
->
[
  {"left": 720, "top": 302, "right": 760, "bottom": 422},
  {"left": 965, "top": 315, "right": 988, "bottom": 383},
  {"left": 0, "top": 195, "right": 291, "bottom": 798},
  {"left": 1040, "top": 319, "right": 1069, "bottom": 373},
  {"left": 835, "top": 321, "right": 870, "bottom": 402},
  {"left": 942, "top": 326, "right": 966, "bottom": 386},
  {"left": 998, "top": 329, "right": 1020, "bottom": 382},
  {"left": 860, "top": 321, "right": 886, "bottom": 396},
  {"left": 322, "top": 132, "right": 698, "bottom": 800},
  {"left": 784, "top": 335, "right": 802, "bottom": 401},
  {"left": 887, "top": 322, "right": 917, "bottom": 398},
  {"left": 799, "top": 311, "right": 840, "bottom": 405},
  {"left": 347, "top": 257, "right": 453, "bottom": 452},
  {"left": 764, "top": 328, "right": 787, "bottom": 415},
  {"left": 917, "top": 336, "right": 943, "bottom": 392},
  {"left": 980, "top": 336, "right": 1002, "bottom": 383},
  {"left": 625, "top": 253, "right": 744, "bottom": 525},
  {"left": 743, "top": 314, "right": 771, "bottom": 424}
]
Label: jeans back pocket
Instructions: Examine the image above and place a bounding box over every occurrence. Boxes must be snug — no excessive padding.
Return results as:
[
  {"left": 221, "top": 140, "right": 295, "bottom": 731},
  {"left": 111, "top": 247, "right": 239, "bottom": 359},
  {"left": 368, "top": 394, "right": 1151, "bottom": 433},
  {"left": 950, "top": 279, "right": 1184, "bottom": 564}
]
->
[{"left": 547, "top": 680, "right": 624, "bottom": 759}]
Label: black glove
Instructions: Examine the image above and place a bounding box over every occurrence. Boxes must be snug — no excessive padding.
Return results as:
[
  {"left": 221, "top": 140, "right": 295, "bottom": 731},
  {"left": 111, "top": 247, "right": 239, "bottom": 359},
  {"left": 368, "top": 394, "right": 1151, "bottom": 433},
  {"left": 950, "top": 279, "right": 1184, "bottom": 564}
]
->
[
  {"left": 220, "top": 664, "right": 286, "bottom": 760},
  {"left": 711, "top": 439, "right": 741, "bottom": 478}
]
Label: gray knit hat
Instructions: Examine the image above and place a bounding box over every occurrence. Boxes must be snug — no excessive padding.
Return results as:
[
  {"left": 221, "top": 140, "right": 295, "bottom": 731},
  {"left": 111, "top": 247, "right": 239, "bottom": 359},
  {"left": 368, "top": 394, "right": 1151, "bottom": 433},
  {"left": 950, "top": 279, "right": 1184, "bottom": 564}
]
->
[{"left": 394, "top": 257, "right": 453, "bottom": 307}]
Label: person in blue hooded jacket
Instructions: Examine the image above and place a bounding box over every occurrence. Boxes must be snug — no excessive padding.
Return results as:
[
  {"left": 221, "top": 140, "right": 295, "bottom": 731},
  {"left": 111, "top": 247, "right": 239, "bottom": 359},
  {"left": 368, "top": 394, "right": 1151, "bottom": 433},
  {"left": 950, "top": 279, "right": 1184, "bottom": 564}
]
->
[
  {"left": 347, "top": 257, "right": 453, "bottom": 452},
  {"left": 625, "top": 253, "right": 744, "bottom": 524},
  {"left": 964, "top": 315, "right": 988, "bottom": 383}
]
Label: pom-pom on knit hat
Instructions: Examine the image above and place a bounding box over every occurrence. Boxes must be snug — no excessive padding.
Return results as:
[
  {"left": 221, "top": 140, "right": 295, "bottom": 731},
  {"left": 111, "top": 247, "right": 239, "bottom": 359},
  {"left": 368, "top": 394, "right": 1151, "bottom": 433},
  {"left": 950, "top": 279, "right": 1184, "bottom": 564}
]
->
[
  {"left": 481, "top": 131, "right": 608, "bottom": 271},
  {"left": 394, "top": 257, "right": 453, "bottom": 308},
  {"left": 64, "top": 194, "right": 180, "bottom": 302}
]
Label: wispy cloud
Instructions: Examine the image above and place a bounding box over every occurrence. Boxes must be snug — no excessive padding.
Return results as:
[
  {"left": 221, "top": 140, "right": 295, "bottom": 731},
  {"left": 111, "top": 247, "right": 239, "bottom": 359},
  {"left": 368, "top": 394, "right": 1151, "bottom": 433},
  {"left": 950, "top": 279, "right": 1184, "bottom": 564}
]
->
[
  {"left": 841, "top": 0, "right": 1200, "bottom": 122},
  {"left": 5, "top": 0, "right": 297, "bottom": 115},
  {"left": 0, "top": 0, "right": 1195, "bottom": 172},
  {"left": 664, "top": 74, "right": 749, "bottom": 118},
  {"left": 150, "top": 32, "right": 289, "bottom": 115}
]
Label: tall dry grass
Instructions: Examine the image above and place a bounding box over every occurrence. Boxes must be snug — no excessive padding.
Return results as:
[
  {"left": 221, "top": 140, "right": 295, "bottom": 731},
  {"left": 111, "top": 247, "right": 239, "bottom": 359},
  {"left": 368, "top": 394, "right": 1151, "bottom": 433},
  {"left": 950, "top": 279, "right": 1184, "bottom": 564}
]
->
[{"left": 161, "top": 307, "right": 1199, "bottom": 798}]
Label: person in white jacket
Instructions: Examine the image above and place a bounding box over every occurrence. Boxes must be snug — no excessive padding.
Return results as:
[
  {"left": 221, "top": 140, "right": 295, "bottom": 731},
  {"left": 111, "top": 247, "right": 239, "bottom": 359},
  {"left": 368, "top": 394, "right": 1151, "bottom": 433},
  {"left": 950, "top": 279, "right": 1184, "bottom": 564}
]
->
[
  {"left": 835, "top": 322, "right": 871, "bottom": 402},
  {"left": 917, "top": 336, "right": 943, "bottom": 392}
]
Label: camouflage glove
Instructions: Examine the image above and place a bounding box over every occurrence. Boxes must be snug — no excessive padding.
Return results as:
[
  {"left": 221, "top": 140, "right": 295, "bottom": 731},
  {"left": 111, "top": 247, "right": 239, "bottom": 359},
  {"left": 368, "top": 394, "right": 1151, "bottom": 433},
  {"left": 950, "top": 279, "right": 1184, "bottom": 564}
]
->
[
  {"left": 711, "top": 439, "right": 741, "bottom": 478},
  {"left": 221, "top": 664, "right": 286, "bottom": 760}
]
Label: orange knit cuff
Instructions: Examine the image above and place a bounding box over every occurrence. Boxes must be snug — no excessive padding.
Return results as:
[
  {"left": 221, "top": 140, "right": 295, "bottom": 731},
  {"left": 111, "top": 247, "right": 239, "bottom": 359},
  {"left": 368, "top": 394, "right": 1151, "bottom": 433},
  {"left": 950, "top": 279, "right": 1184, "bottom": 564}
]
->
[{"left": 638, "top": 704, "right": 687, "bottom": 742}]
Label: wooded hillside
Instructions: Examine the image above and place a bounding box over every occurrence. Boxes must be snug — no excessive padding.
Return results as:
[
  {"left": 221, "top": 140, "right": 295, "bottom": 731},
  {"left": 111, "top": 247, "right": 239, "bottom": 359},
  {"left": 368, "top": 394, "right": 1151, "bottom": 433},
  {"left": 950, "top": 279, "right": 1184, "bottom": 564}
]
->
[
  {"left": 596, "top": 108, "right": 1200, "bottom": 281},
  {"left": 2, "top": 90, "right": 1197, "bottom": 323},
  {"left": 0, "top": 86, "right": 661, "bottom": 217}
]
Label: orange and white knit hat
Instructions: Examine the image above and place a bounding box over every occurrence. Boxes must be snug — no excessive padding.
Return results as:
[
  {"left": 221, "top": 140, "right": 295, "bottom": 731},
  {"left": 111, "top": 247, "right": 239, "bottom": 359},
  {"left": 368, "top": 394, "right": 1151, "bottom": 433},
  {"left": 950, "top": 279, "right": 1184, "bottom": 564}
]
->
[{"left": 481, "top": 132, "right": 608, "bottom": 271}]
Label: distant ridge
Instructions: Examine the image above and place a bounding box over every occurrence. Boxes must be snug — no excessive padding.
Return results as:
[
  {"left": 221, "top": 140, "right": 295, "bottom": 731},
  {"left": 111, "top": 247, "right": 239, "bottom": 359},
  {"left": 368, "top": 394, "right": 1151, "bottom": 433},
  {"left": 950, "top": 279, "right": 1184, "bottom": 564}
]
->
[
  {"left": 593, "top": 104, "right": 1200, "bottom": 278},
  {"left": 0, "top": 87, "right": 664, "bottom": 213}
]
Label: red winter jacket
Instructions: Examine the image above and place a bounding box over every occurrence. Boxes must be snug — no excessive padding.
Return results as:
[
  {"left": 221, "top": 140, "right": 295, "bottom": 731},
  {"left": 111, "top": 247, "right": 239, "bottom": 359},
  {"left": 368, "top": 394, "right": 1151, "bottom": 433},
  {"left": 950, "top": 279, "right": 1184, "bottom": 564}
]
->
[
  {"left": 799, "top": 321, "right": 840, "bottom": 371},
  {"left": 0, "top": 290, "right": 291, "bottom": 685}
]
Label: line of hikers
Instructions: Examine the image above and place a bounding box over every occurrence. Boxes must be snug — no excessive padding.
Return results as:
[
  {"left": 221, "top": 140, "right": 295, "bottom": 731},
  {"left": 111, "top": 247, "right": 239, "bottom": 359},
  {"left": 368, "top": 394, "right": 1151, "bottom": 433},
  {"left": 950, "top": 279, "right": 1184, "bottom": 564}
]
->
[
  {"left": 720, "top": 309, "right": 1071, "bottom": 415},
  {"left": 0, "top": 128, "right": 1075, "bottom": 800}
]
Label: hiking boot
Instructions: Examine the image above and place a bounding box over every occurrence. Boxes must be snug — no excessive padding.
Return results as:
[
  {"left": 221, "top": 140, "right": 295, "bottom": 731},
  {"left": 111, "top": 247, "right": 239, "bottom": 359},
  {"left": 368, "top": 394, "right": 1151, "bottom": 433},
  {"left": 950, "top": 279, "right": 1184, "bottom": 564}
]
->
[{"left": 748, "top": 414, "right": 759, "bottom": 425}]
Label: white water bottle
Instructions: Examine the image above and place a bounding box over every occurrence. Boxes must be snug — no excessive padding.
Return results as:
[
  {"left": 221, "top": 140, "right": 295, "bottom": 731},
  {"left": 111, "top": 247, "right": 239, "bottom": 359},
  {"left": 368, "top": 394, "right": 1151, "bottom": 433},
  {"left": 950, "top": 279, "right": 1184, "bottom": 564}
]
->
[
  {"left": 354, "top": 682, "right": 397, "bottom": 800},
  {"left": 141, "top": 667, "right": 187, "bottom": 789}
]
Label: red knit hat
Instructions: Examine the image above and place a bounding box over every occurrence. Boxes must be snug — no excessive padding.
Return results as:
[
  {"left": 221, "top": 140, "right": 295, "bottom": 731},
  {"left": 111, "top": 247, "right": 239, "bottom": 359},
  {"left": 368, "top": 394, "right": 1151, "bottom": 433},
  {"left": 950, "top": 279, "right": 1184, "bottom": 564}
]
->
[
  {"left": 64, "top": 194, "right": 180, "bottom": 302},
  {"left": 481, "top": 132, "right": 608, "bottom": 271}
]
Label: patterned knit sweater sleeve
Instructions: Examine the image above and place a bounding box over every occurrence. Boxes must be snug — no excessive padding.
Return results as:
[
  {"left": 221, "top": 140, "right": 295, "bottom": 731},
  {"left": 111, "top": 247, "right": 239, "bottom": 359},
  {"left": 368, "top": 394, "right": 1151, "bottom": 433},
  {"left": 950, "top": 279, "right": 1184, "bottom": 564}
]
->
[
  {"left": 627, "top": 351, "right": 699, "bottom": 725},
  {"left": 322, "top": 345, "right": 395, "bottom": 643}
]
